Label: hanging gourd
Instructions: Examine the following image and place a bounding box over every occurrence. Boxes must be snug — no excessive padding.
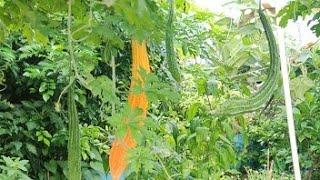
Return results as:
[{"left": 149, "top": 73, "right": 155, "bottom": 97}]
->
[
  {"left": 67, "top": 1, "right": 81, "bottom": 180},
  {"left": 166, "top": 0, "right": 181, "bottom": 82},
  {"left": 212, "top": 6, "right": 280, "bottom": 116},
  {"left": 109, "top": 39, "right": 150, "bottom": 179}
]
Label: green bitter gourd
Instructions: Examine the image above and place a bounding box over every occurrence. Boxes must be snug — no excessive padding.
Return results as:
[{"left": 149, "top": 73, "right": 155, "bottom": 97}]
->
[
  {"left": 67, "top": 1, "right": 81, "bottom": 179},
  {"left": 166, "top": 0, "right": 181, "bottom": 82},
  {"left": 213, "top": 5, "right": 280, "bottom": 116},
  {"left": 67, "top": 84, "right": 81, "bottom": 180}
]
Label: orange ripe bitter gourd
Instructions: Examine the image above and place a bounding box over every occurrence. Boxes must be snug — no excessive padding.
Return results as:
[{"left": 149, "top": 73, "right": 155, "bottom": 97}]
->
[
  {"left": 128, "top": 39, "right": 150, "bottom": 116},
  {"left": 109, "top": 39, "right": 150, "bottom": 180}
]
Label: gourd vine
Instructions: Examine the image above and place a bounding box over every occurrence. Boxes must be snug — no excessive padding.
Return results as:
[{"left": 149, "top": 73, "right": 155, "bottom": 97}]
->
[
  {"left": 166, "top": 0, "right": 181, "bottom": 82},
  {"left": 212, "top": 4, "right": 280, "bottom": 116},
  {"left": 67, "top": 1, "right": 81, "bottom": 180}
]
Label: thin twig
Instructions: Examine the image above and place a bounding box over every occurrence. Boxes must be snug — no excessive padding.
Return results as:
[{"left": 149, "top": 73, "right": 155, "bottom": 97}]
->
[
  {"left": 230, "top": 67, "right": 268, "bottom": 80},
  {"left": 205, "top": 94, "right": 213, "bottom": 111}
]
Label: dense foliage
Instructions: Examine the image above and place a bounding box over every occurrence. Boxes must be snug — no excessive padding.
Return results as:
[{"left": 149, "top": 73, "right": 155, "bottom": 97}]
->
[{"left": 0, "top": 0, "right": 319, "bottom": 179}]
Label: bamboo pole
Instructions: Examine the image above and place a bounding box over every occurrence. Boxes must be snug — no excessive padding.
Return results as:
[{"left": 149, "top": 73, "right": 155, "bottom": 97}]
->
[{"left": 277, "top": 27, "right": 301, "bottom": 180}]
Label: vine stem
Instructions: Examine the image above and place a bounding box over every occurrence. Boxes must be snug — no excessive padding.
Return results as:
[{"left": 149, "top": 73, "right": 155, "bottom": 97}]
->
[
  {"left": 68, "top": 1, "right": 76, "bottom": 74},
  {"left": 230, "top": 67, "right": 268, "bottom": 80},
  {"left": 56, "top": 77, "right": 74, "bottom": 107},
  {"left": 155, "top": 153, "right": 172, "bottom": 180},
  {"left": 111, "top": 55, "right": 116, "bottom": 115},
  {"left": 205, "top": 94, "right": 213, "bottom": 111}
]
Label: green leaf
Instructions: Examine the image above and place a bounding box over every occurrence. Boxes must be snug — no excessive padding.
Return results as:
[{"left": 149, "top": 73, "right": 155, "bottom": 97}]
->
[
  {"left": 42, "top": 130, "right": 52, "bottom": 138},
  {"left": 219, "top": 135, "right": 232, "bottom": 146},
  {"left": 0, "top": 29, "right": 5, "bottom": 43},
  {"left": 86, "top": 75, "right": 118, "bottom": 104},
  {"left": 42, "top": 94, "right": 50, "bottom": 102},
  {"left": 0, "top": 0, "right": 4, "bottom": 7},
  {"left": 290, "top": 75, "right": 315, "bottom": 101},
  {"left": 0, "top": 128, "right": 8, "bottom": 136},
  {"left": 26, "top": 121, "right": 37, "bottom": 131},
  {"left": 89, "top": 161, "right": 104, "bottom": 172},
  {"left": 197, "top": 78, "right": 207, "bottom": 95},
  {"left": 39, "top": 82, "right": 47, "bottom": 92},
  {"left": 186, "top": 103, "right": 201, "bottom": 120},
  {"left": 206, "top": 78, "right": 218, "bottom": 95},
  {"left": 43, "top": 138, "right": 50, "bottom": 147},
  {"left": 277, "top": 1, "right": 311, "bottom": 27},
  {"left": 22, "top": 24, "right": 34, "bottom": 43},
  {"left": 26, "top": 143, "right": 37, "bottom": 155},
  {"left": 44, "top": 160, "right": 57, "bottom": 174},
  {"left": 13, "top": 141, "right": 23, "bottom": 151}
]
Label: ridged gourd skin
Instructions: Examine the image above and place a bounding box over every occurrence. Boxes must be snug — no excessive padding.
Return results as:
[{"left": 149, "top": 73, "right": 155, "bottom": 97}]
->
[
  {"left": 166, "top": 0, "right": 181, "bottom": 82},
  {"left": 213, "top": 7, "right": 280, "bottom": 116},
  {"left": 109, "top": 39, "right": 150, "bottom": 180},
  {"left": 67, "top": 85, "right": 81, "bottom": 180}
]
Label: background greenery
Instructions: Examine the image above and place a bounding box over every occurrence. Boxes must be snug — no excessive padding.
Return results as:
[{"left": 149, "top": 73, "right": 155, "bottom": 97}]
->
[{"left": 0, "top": 0, "right": 319, "bottom": 179}]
